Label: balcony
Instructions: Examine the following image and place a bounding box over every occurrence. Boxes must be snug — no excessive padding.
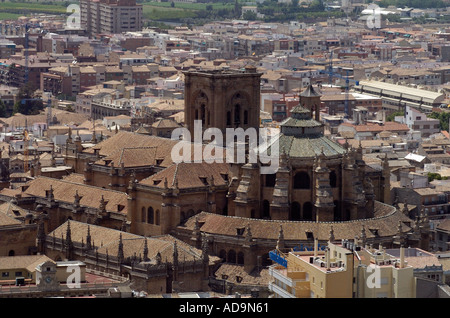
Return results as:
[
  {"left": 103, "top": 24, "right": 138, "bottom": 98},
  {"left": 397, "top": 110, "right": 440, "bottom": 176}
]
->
[
  {"left": 268, "top": 282, "right": 296, "bottom": 298},
  {"left": 269, "top": 266, "right": 311, "bottom": 298}
]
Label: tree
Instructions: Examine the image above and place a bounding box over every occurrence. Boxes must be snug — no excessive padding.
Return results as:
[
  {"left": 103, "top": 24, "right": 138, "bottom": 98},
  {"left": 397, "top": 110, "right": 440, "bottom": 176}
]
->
[
  {"left": 428, "top": 111, "right": 450, "bottom": 131},
  {"left": 234, "top": 0, "right": 241, "bottom": 18},
  {"left": 386, "top": 111, "right": 404, "bottom": 122},
  {"left": 13, "top": 83, "right": 44, "bottom": 115},
  {"left": 309, "top": 0, "right": 324, "bottom": 11},
  {"left": 243, "top": 10, "right": 257, "bottom": 20},
  {"left": 0, "top": 100, "right": 6, "bottom": 118},
  {"left": 428, "top": 172, "right": 444, "bottom": 182}
]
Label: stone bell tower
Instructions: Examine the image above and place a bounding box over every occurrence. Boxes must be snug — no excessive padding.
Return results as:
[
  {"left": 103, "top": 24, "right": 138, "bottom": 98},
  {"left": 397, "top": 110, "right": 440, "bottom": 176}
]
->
[
  {"left": 183, "top": 66, "right": 262, "bottom": 145},
  {"left": 299, "top": 83, "right": 322, "bottom": 121},
  {"left": 184, "top": 65, "right": 263, "bottom": 185}
]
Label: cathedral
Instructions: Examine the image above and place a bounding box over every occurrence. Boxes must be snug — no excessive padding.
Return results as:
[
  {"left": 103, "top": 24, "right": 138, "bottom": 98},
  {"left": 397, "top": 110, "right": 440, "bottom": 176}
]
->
[
  {"left": 0, "top": 67, "right": 429, "bottom": 295},
  {"left": 170, "top": 68, "right": 428, "bottom": 279}
]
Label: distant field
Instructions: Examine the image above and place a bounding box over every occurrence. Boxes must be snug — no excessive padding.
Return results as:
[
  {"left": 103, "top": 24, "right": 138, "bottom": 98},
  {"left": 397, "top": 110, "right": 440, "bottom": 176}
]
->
[
  {"left": 0, "top": 13, "right": 22, "bottom": 21},
  {"left": 0, "top": 0, "right": 233, "bottom": 22},
  {"left": 142, "top": 1, "right": 235, "bottom": 21},
  {"left": 0, "top": 2, "right": 67, "bottom": 16},
  {"left": 143, "top": 4, "right": 197, "bottom": 20},
  {"left": 143, "top": 1, "right": 234, "bottom": 10}
]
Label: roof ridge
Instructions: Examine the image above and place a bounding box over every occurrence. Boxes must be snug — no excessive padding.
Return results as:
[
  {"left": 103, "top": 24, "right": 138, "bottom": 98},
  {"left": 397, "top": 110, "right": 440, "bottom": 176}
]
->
[
  {"left": 30, "top": 176, "right": 130, "bottom": 196},
  {"left": 52, "top": 219, "right": 143, "bottom": 240},
  {"left": 172, "top": 163, "right": 179, "bottom": 187},
  {"left": 196, "top": 201, "right": 399, "bottom": 225},
  {"left": 139, "top": 163, "right": 177, "bottom": 183}
]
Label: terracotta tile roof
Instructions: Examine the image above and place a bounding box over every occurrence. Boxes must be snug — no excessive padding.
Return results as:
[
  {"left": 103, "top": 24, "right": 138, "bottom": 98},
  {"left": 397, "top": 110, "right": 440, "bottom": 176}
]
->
[
  {"left": 0, "top": 109, "right": 89, "bottom": 128},
  {"left": 94, "top": 147, "right": 162, "bottom": 168},
  {"left": 181, "top": 202, "right": 412, "bottom": 241},
  {"left": 214, "top": 263, "right": 270, "bottom": 285},
  {"left": 134, "top": 126, "right": 151, "bottom": 135},
  {"left": 436, "top": 219, "right": 450, "bottom": 232},
  {"left": 87, "top": 131, "right": 179, "bottom": 159},
  {"left": 404, "top": 255, "right": 441, "bottom": 269},
  {"left": 354, "top": 122, "right": 410, "bottom": 133},
  {"left": 341, "top": 122, "right": 409, "bottom": 133},
  {"left": 0, "top": 210, "right": 22, "bottom": 226},
  {"left": 50, "top": 220, "right": 219, "bottom": 264},
  {"left": 87, "top": 131, "right": 227, "bottom": 168},
  {"left": 0, "top": 201, "right": 28, "bottom": 219},
  {"left": 151, "top": 118, "right": 181, "bottom": 129},
  {"left": 169, "top": 111, "right": 184, "bottom": 124},
  {"left": 61, "top": 173, "right": 85, "bottom": 184},
  {"left": 321, "top": 94, "right": 356, "bottom": 101},
  {"left": 139, "top": 162, "right": 230, "bottom": 189},
  {"left": 0, "top": 255, "right": 53, "bottom": 272},
  {"left": 149, "top": 99, "right": 184, "bottom": 112},
  {"left": 23, "top": 176, "right": 129, "bottom": 214},
  {"left": 0, "top": 187, "right": 28, "bottom": 198}
]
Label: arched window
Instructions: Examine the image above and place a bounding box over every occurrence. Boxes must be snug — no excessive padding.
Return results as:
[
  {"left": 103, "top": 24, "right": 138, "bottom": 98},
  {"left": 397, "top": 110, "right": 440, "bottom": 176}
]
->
[
  {"left": 303, "top": 202, "right": 313, "bottom": 221},
  {"left": 227, "top": 250, "right": 236, "bottom": 263},
  {"left": 200, "top": 104, "right": 206, "bottom": 125},
  {"left": 344, "top": 209, "right": 351, "bottom": 221},
  {"left": 333, "top": 201, "right": 340, "bottom": 221},
  {"left": 265, "top": 173, "right": 276, "bottom": 187},
  {"left": 147, "top": 207, "right": 154, "bottom": 224},
  {"left": 227, "top": 111, "right": 231, "bottom": 126},
  {"left": 180, "top": 211, "right": 186, "bottom": 223},
  {"left": 234, "top": 104, "right": 241, "bottom": 125},
  {"left": 244, "top": 110, "right": 248, "bottom": 125},
  {"left": 187, "top": 209, "right": 195, "bottom": 219},
  {"left": 155, "top": 210, "right": 160, "bottom": 225},
  {"left": 330, "top": 170, "right": 337, "bottom": 188},
  {"left": 291, "top": 201, "right": 301, "bottom": 220},
  {"left": 8, "top": 250, "right": 15, "bottom": 256},
  {"left": 293, "top": 172, "right": 310, "bottom": 189},
  {"left": 262, "top": 200, "right": 270, "bottom": 219},
  {"left": 237, "top": 252, "right": 245, "bottom": 265},
  {"left": 219, "top": 250, "right": 227, "bottom": 263}
]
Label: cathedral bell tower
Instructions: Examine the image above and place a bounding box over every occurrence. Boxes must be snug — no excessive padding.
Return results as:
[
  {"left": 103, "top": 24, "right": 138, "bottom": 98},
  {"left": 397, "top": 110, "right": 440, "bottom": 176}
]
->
[{"left": 183, "top": 66, "right": 262, "bottom": 148}]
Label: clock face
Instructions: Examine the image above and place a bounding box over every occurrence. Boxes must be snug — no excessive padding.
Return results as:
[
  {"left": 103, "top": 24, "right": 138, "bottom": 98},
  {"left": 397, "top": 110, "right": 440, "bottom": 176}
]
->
[{"left": 45, "top": 276, "right": 52, "bottom": 284}]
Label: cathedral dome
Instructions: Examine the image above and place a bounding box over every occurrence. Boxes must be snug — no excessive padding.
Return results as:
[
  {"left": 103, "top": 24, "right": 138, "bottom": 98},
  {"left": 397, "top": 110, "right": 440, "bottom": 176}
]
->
[{"left": 266, "top": 104, "right": 346, "bottom": 160}]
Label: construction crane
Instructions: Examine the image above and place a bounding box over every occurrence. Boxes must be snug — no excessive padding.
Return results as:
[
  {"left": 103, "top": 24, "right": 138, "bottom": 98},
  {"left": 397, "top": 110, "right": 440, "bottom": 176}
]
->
[
  {"left": 23, "top": 129, "right": 29, "bottom": 172},
  {"left": 320, "top": 51, "right": 360, "bottom": 118},
  {"left": 24, "top": 23, "right": 30, "bottom": 84}
]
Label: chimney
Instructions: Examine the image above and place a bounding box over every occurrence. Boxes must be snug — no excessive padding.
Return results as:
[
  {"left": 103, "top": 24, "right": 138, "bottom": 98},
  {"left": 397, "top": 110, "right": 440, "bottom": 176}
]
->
[
  {"left": 325, "top": 247, "right": 330, "bottom": 270},
  {"left": 400, "top": 246, "right": 405, "bottom": 269},
  {"left": 314, "top": 238, "right": 318, "bottom": 257}
]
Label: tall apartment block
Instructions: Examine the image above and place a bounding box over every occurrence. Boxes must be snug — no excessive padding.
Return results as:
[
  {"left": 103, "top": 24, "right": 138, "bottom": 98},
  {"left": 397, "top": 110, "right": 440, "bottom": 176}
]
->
[{"left": 80, "top": 0, "right": 143, "bottom": 37}]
